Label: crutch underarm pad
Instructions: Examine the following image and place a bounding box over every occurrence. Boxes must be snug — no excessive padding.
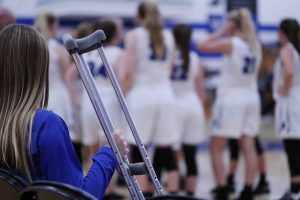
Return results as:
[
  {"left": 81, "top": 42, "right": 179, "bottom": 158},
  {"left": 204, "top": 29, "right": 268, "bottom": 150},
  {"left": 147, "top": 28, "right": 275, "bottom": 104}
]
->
[
  {"left": 63, "top": 30, "right": 106, "bottom": 55},
  {"left": 128, "top": 163, "right": 148, "bottom": 175}
]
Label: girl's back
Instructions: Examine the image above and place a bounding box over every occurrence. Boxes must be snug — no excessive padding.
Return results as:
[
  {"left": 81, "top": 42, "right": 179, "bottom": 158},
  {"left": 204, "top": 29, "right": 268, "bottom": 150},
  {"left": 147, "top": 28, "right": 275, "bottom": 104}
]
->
[{"left": 133, "top": 26, "right": 174, "bottom": 86}]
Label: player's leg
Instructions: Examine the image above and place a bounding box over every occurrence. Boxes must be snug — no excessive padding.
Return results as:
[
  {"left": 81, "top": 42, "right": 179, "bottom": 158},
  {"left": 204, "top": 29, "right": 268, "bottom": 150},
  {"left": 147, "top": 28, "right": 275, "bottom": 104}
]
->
[
  {"left": 227, "top": 138, "right": 239, "bottom": 193},
  {"left": 126, "top": 89, "right": 157, "bottom": 196},
  {"left": 182, "top": 102, "right": 205, "bottom": 196},
  {"left": 280, "top": 139, "right": 300, "bottom": 199},
  {"left": 237, "top": 94, "right": 260, "bottom": 200},
  {"left": 210, "top": 136, "right": 229, "bottom": 200},
  {"left": 254, "top": 136, "right": 270, "bottom": 197},
  {"left": 182, "top": 144, "right": 198, "bottom": 196},
  {"left": 237, "top": 135, "right": 257, "bottom": 200},
  {"left": 155, "top": 96, "right": 180, "bottom": 194}
]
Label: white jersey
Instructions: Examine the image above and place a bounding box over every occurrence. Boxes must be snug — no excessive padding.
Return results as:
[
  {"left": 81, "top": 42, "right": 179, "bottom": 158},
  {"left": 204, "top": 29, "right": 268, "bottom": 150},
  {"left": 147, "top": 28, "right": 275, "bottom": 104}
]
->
[
  {"left": 81, "top": 45, "right": 123, "bottom": 145},
  {"left": 171, "top": 51, "right": 205, "bottom": 144},
  {"left": 273, "top": 43, "right": 300, "bottom": 100},
  {"left": 84, "top": 46, "right": 122, "bottom": 94},
  {"left": 171, "top": 51, "right": 200, "bottom": 95},
  {"left": 134, "top": 27, "right": 175, "bottom": 86},
  {"left": 273, "top": 43, "right": 300, "bottom": 139},
  {"left": 218, "top": 36, "right": 262, "bottom": 96}
]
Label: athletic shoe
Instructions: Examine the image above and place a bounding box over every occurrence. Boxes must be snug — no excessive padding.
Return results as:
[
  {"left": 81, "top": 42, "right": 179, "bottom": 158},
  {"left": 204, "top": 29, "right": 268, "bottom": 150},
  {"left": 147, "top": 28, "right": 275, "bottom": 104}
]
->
[
  {"left": 278, "top": 191, "right": 300, "bottom": 200},
  {"left": 103, "top": 192, "right": 124, "bottom": 200},
  {"left": 212, "top": 187, "right": 229, "bottom": 200},
  {"left": 254, "top": 181, "right": 270, "bottom": 199},
  {"left": 236, "top": 189, "right": 254, "bottom": 200}
]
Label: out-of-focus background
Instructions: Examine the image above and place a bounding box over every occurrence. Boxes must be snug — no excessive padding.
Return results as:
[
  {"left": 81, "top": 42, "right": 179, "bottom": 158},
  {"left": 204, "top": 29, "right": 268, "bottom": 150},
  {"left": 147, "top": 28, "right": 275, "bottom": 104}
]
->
[{"left": 2, "top": 0, "right": 300, "bottom": 199}]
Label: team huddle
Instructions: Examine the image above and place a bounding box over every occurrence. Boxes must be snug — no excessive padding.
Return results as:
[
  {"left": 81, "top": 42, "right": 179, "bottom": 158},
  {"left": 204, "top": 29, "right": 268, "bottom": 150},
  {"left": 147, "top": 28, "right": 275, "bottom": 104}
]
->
[{"left": 0, "top": 1, "right": 300, "bottom": 200}]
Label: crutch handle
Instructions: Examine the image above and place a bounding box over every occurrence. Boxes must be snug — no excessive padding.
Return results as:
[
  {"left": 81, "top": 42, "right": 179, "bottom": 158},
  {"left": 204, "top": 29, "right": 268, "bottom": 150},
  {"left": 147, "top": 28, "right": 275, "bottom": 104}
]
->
[
  {"left": 63, "top": 30, "right": 106, "bottom": 55},
  {"left": 128, "top": 163, "right": 148, "bottom": 176}
]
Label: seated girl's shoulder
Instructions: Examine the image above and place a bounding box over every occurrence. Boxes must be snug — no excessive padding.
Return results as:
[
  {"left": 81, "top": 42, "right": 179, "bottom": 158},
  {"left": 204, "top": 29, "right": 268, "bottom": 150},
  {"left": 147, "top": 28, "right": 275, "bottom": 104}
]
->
[{"left": 34, "top": 109, "right": 65, "bottom": 128}]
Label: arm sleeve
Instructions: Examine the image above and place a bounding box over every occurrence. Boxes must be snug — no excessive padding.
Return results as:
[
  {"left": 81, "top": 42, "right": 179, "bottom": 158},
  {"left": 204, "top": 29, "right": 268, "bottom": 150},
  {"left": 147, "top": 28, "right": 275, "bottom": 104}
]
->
[{"left": 38, "top": 113, "right": 117, "bottom": 199}]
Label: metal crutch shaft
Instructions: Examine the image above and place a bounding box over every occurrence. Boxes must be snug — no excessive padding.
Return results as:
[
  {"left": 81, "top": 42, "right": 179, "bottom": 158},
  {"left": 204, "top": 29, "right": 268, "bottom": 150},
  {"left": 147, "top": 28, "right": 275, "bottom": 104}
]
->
[
  {"left": 63, "top": 32, "right": 145, "bottom": 200},
  {"left": 97, "top": 47, "right": 164, "bottom": 195}
]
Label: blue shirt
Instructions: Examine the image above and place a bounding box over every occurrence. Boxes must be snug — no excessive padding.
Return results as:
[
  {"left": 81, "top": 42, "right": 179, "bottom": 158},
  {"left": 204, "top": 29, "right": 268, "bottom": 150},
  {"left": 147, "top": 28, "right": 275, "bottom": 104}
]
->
[{"left": 29, "top": 109, "right": 117, "bottom": 199}]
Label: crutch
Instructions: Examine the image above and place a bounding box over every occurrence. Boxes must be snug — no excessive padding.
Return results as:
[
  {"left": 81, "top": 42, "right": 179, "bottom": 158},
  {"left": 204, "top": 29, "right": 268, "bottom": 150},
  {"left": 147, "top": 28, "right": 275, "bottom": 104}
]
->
[{"left": 63, "top": 30, "right": 164, "bottom": 200}]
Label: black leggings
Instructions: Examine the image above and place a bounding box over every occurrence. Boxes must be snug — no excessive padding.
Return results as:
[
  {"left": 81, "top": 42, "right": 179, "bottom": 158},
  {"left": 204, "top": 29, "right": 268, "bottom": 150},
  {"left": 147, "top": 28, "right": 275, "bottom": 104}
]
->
[
  {"left": 283, "top": 139, "right": 300, "bottom": 177},
  {"left": 130, "top": 145, "right": 178, "bottom": 181},
  {"left": 153, "top": 146, "right": 178, "bottom": 181},
  {"left": 183, "top": 145, "right": 198, "bottom": 176},
  {"left": 229, "top": 136, "right": 264, "bottom": 160}
]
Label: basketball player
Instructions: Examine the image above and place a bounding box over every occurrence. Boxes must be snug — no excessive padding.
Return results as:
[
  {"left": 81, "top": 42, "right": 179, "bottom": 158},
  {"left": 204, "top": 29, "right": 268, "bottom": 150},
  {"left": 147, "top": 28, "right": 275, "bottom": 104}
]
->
[
  {"left": 198, "top": 8, "right": 262, "bottom": 200},
  {"left": 0, "top": 24, "right": 129, "bottom": 200},
  {"left": 120, "top": 1, "right": 180, "bottom": 196},
  {"left": 34, "top": 12, "right": 76, "bottom": 144},
  {"left": 273, "top": 18, "right": 300, "bottom": 200},
  {"left": 171, "top": 24, "right": 206, "bottom": 197}
]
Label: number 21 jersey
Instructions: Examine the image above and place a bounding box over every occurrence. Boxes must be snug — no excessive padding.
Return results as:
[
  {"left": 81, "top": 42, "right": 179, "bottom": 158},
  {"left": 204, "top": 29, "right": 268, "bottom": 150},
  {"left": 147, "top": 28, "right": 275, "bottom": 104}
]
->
[{"left": 218, "top": 36, "right": 262, "bottom": 96}]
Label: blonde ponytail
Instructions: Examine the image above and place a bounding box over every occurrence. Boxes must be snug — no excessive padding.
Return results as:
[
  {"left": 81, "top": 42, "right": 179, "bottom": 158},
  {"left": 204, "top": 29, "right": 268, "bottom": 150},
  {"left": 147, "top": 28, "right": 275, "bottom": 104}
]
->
[
  {"left": 138, "top": 1, "right": 165, "bottom": 58},
  {"left": 229, "top": 8, "right": 260, "bottom": 55},
  {"left": 34, "top": 12, "right": 57, "bottom": 41}
]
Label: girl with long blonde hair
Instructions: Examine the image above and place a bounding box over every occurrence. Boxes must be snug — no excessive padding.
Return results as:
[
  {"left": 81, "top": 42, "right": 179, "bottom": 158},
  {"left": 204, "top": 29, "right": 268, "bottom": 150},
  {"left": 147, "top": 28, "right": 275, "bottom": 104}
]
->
[
  {"left": 0, "top": 24, "right": 128, "bottom": 200},
  {"left": 120, "top": 1, "right": 180, "bottom": 196},
  {"left": 198, "top": 8, "right": 262, "bottom": 200}
]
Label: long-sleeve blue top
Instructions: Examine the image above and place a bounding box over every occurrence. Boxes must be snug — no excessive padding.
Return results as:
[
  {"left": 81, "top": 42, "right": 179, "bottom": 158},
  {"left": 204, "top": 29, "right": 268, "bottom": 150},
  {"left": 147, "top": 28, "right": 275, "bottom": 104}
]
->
[{"left": 29, "top": 109, "right": 117, "bottom": 199}]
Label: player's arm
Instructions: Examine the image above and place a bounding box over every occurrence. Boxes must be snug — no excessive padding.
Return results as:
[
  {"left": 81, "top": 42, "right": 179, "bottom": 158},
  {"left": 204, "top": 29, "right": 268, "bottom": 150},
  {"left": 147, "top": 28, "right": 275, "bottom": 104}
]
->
[
  {"left": 119, "top": 31, "right": 137, "bottom": 95},
  {"left": 57, "top": 44, "right": 71, "bottom": 82},
  {"left": 198, "top": 34, "right": 232, "bottom": 54},
  {"left": 279, "top": 45, "right": 294, "bottom": 96},
  {"left": 197, "top": 23, "right": 232, "bottom": 54},
  {"left": 65, "top": 63, "right": 81, "bottom": 108},
  {"left": 195, "top": 58, "right": 207, "bottom": 103}
]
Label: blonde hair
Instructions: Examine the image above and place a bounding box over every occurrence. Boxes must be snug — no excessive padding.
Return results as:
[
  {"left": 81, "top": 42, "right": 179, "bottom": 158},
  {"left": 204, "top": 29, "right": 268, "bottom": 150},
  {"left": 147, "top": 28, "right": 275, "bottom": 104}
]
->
[
  {"left": 228, "top": 8, "right": 260, "bottom": 55},
  {"left": 34, "top": 11, "right": 57, "bottom": 41},
  {"left": 138, "top": 1, "right": 165, "bottom": 58},
  {"left": 0, "top": 24, "right": 49, "bottom": 181}
]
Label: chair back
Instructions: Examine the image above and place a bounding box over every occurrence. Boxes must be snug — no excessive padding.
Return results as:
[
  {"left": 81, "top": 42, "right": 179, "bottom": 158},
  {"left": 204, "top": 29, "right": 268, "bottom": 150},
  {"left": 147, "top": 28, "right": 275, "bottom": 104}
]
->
[
  {"left": 0, "top": 167, "right": 28, "bottom": 200},
  {"left": 19, "top": 181, "right": 96, "bottom": 200}
]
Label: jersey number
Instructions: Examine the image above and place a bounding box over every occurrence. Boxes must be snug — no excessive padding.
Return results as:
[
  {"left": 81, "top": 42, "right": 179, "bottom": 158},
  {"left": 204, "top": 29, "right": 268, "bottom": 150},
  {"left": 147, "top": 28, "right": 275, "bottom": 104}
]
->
[
  {"left": 242, "top": 57, "right": 256, "bottom": 74},
  {"left": 87, "top": 61, "right": 108, "bottom": 78},
  {"left": 171, "top": 64, "right": 187, "bottom": 81}
]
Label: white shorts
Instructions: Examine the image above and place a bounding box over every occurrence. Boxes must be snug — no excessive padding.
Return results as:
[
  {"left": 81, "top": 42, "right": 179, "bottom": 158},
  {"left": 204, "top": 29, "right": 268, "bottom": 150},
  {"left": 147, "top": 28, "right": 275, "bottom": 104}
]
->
[
  {"left": 81, "top": 90, "right": 122, "bottom": 145},
  {"left": 125, "top": 85, "right": 180, "bottom": 145},
  {"left": 176, "top": 94, "right": 205, "bottom": 145},
  {"left": 48, "top": 85, "right": 75, "bottom": 140},
  {"left": 275, "top": 94, "right": 300, "bottom": 139},
  {"left": 211, "top": 90, "right": 260, "bottom": 138}
]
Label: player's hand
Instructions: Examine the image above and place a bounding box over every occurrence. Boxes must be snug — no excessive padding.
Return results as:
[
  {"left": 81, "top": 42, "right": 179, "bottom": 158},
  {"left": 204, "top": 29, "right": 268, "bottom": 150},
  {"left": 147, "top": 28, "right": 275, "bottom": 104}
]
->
[
  {"left": 100, "top": 130, "right": 129, "bottom": 155},
  {"left": 71, "top": 97, "right": 81, "bottom": 109},
  {"left": 279, "top": 86, "right": 289, "bottom": 97}
]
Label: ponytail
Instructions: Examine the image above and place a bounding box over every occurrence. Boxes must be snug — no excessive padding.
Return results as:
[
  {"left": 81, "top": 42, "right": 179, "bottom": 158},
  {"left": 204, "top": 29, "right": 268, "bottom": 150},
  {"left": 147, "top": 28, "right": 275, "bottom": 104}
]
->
[
  {"left": 228, "top": 8, "right": 260, "bottom": 55},
  {"left": 280, "top": 18, "right": 300, "bottom": 54},
  {"left": 172, "top": 24, "right": 192, "bottom": 75},
  {"left": 34, "top": 12, "right": 57, "bottom": 41},
  {"left": 138, "top": 1, "right": 165, "bottom": 59}
]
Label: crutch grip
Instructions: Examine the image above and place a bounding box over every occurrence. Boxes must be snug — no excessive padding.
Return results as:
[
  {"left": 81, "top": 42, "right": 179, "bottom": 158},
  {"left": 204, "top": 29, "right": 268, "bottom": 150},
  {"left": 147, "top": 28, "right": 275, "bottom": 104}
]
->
[
  {"left": 63, "top": 30, "right": 106, "bottom": 55},
  {"left": 128, "top": 163, "right": 148, "bottom": 176}
]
